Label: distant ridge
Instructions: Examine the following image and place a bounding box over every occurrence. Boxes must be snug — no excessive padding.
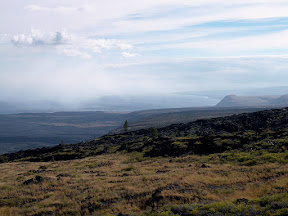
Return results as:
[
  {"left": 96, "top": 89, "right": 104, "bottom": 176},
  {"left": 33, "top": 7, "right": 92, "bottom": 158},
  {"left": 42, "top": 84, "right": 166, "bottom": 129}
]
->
[{"left": 216, "top": 94, "right": 288, "bottom": 107}]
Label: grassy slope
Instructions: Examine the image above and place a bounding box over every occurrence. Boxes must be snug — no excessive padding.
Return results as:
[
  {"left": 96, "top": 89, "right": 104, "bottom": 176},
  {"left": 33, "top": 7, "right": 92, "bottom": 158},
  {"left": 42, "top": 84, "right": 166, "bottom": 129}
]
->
[
  {"left": 1, "top": 107, "right": 288, "bottom": 215},
  {"left": 0, "top": 153, "right": 288, "bottom": 216}
]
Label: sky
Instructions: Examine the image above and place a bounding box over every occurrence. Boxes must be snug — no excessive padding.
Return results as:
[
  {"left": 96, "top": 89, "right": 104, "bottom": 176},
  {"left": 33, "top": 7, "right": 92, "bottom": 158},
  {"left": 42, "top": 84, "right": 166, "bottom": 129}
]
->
[{"left": 1, "top": 0, "right": 288, "bottom": 109}]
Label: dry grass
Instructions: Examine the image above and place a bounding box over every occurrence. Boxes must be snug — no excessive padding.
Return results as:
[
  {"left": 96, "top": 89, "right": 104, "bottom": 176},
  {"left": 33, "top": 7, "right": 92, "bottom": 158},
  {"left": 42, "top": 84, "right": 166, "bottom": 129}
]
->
[{"left": 0, "top": 153, "right": 288, "bottom": 215}]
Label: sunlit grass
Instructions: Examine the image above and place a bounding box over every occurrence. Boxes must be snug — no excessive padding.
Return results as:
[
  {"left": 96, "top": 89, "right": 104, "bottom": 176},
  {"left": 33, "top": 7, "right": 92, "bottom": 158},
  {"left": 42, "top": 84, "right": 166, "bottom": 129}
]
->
[{"left": 0, "top": 151, "right": 288, "bottom": 215}]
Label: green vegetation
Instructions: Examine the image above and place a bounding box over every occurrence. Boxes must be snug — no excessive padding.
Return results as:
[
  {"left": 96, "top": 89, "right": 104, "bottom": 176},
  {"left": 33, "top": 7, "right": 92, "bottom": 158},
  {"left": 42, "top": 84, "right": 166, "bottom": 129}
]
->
[
  {"left": 124, "top": 120, "right": 129, "bottom": 132},
  {"left": 0, "top": 155, "right": 8, "bottom": 163},
  {"left": 5, "top": 126, "right": 288, "bottom": 163},
  {"left": 145, "top": 193, "right": 288, "bottom": 216},
  {"left": 0, "top": 153, "right": 288, "bottom": 215},
  {"left": 150, "top": 127, "right": 159, "bottom": 139}
]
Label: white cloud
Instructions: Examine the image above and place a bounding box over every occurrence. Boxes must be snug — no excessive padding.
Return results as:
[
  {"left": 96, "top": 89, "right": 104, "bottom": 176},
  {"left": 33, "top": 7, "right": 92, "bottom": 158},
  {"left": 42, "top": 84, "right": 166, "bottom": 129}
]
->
[
  {"left": 122, "top": 52, "right": 137, "bottom": 58},
  {"left": 108, "top": 3, "right": 288, "bottom": 34},
  {"left": 11, "top": 29, "right": 71, "bottom": 47},
  {"left": 24, "top": 4, "right": 92, "bottom": 13},
  {"left": 102, "top": 56, "right": 288, "bottom": 92},
  {"left": 1, "top": 0, "right": 288, "bottom": 34},
  {"left": 155, "top": 29, "right": 288, "bottom": 54},
  {"left": 12, "top": 0, "right": 287, "bottom": 36},
  {"left": 86, "top": 39, "right": 132, "bottom": 50},
  {"left": 10, "top": 29, "right": 135, "bottom": 58},
  {"left": 24, "top": 5, "right": 49, "bottom": 12},
  {"left": 117, "top": 43, "right": 133, "bottom": 50},
  {"left": 60, "top": 46, "right": 91, "bottom": 59}
]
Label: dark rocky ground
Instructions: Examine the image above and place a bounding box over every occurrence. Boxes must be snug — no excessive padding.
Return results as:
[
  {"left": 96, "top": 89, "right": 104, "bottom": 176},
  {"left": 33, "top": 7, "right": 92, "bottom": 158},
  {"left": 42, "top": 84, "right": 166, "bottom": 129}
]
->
[{"left": 2, "top": 107, "right": 288, "bottom": 162}]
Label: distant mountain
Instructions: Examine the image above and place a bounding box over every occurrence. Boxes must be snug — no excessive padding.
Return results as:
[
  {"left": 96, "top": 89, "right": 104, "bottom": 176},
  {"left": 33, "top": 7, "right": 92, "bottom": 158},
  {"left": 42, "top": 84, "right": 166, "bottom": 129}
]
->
[
  {"left": 180, "top": 86, "right": 288, "bottom": 99},
  {"left": 216, "top": 94, "right": 288, "bottom": 107}
]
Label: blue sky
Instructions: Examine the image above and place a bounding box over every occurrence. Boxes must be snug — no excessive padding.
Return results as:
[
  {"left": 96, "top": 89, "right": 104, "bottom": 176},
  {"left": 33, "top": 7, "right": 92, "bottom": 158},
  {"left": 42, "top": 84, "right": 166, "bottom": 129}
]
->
[{"left": 1, "top": 0, "right": 288, "bottom": 106}]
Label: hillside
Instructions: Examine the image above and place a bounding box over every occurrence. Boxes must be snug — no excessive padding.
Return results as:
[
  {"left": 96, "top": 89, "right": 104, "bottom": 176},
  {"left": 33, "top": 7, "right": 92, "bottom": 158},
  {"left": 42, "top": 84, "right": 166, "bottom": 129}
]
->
[
  {"left": 2, "top": 107, "right": 288, "bottom": 162},
  {"left": 0, "top": 107, "right": 265, "bottom": 154},
  {"left": 1, "top": 107, "right": 288, "bottom": 215},
  {"left": 110, "top": 107, "right": 265, "bottom": 134},
  {"left": 216, "top": 94, "right": 288, "bottom": 107}
]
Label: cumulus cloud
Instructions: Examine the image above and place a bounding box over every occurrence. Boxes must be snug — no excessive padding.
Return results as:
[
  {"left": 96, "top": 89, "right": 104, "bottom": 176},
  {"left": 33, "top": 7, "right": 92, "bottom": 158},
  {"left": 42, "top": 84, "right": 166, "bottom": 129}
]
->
[
  {"left": 11, "top": 29, "right": 71, "bottom": 47},
  {"left": 11, "top": 29, "right": 135, "bottom": 59}
]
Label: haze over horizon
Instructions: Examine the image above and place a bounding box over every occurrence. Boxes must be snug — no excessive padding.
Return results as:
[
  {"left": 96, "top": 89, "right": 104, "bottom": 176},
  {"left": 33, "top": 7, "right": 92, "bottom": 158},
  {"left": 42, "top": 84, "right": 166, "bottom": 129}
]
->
[{"left": 1, "top": 0, "right": 288, "bottom": 112}]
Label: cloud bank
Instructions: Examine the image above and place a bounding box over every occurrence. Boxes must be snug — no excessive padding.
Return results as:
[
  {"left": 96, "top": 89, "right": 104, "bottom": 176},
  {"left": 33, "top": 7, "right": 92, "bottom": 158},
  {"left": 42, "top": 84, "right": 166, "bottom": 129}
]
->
[
  {"left": 10, "top": 29, "right": 137, "bottom": 59},
  {"left": 1, "top": 0, "right": 288, "bottom": 110}
]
